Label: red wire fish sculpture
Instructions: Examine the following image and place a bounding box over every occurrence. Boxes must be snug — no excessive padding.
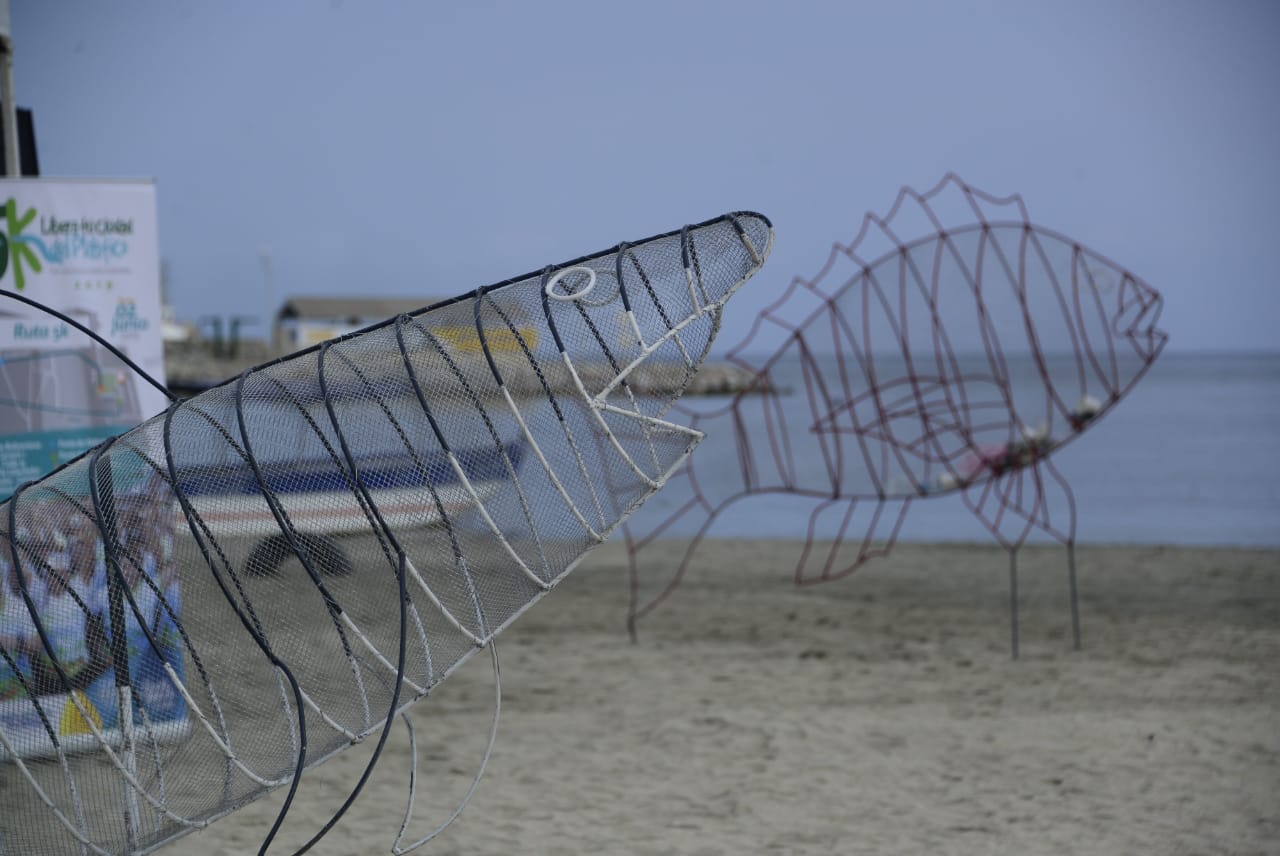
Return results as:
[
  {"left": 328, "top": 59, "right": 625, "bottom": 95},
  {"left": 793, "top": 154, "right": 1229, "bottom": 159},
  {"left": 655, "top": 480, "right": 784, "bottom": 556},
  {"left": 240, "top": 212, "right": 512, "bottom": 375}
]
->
[{"left": 623, "top": 175, "right": 1167, "bottom": 655}]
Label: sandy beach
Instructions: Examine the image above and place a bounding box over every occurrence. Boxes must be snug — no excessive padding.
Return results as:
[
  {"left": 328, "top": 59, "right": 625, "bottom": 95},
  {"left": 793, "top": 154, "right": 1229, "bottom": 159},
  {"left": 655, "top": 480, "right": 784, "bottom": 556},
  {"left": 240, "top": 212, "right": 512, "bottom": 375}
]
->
[{"left": 144, "top": 538, "right": 1277, "bottom": 856}]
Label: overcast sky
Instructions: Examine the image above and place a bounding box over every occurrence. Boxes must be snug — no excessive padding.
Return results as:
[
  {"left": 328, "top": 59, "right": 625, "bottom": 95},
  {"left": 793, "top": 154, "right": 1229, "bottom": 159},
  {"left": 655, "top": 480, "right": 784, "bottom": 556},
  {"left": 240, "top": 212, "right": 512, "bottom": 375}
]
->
[{"left": 11, "top": 0, "right": 1279, "bottom": 353}]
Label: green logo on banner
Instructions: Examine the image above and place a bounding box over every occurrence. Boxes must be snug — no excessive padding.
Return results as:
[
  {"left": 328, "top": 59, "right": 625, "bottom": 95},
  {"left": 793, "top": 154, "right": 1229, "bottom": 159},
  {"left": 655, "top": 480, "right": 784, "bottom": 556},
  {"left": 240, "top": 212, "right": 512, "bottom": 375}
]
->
[{"left": 1, "top": 198, "right": 43, "bottom": 290}]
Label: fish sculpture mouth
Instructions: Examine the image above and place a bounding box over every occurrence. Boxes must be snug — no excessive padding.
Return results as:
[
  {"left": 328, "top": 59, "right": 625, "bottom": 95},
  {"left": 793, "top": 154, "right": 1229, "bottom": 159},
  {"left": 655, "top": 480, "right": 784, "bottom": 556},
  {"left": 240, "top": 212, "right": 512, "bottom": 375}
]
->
[
  {"left": 0, "top": 211, "right": 773, "bottom": 855},
  {"left": 488, "top": 212, "right": 775, "bottom": 493},
  {"left": 1113, "top": 271, "right": 1168, "bottom": 363}
]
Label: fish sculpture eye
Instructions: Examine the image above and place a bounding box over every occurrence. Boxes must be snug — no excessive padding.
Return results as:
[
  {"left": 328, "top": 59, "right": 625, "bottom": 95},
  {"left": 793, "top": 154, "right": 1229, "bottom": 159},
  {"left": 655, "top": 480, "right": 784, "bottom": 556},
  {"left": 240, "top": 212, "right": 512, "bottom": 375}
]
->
[{"left": 544, "top": 265, "right": 598, "bottom": 302}]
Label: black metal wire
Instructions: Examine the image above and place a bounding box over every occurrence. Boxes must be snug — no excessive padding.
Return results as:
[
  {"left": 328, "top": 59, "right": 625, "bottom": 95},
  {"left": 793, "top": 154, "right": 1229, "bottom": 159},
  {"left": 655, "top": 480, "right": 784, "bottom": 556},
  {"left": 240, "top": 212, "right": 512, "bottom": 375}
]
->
[{"left": 0, "top": 289, "right": 177, "bottom": 404}]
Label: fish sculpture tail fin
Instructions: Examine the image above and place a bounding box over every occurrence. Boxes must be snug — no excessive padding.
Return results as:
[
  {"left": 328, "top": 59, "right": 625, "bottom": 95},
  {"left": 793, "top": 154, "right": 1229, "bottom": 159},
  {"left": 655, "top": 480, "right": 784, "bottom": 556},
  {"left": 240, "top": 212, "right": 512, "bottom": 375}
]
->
[{"left": 620, "top": 381, "right": 804, "bottom": 636}]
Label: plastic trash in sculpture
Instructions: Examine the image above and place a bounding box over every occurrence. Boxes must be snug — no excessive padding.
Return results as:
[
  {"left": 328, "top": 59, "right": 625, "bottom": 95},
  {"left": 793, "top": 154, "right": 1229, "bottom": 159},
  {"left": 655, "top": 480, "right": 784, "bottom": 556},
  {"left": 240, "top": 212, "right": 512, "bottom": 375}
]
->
[
  {"left": 623, "top": 175, "right": 1167, "bottom": 655},
  {"left": 0, "top": 210, "right": 774, "bottom": 855}
]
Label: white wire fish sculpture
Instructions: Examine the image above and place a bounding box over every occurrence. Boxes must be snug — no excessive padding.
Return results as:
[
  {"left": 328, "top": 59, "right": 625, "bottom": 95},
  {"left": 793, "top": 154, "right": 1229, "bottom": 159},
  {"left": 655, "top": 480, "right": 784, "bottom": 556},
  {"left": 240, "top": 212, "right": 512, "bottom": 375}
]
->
[
  {"left": 0, "top": 211, "right": 773, "bottom": 854},
  {"left": 623, "top": 175, "right": 1167, "bottom": 654}
]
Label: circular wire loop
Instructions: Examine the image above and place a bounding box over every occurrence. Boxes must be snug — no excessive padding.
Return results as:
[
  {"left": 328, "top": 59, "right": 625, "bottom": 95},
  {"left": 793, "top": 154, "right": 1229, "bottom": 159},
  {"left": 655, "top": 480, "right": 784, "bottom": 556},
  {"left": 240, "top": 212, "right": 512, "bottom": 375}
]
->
[{"left": 544, "top": 266, "right": 597, "bottom": 302}]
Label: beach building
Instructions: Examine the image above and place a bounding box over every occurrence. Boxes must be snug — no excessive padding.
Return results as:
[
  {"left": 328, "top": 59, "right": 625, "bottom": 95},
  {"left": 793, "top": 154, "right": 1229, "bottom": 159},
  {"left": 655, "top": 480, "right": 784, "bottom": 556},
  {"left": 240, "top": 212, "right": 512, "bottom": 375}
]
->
[{"left": 273, "top": 296, "right": 439, "bottom": 351}]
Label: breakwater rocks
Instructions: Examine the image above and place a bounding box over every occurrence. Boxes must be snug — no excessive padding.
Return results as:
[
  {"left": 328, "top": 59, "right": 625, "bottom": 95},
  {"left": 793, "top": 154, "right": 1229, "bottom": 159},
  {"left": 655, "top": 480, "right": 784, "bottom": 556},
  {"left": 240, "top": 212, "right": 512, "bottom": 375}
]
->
[{"left": 163, "top": 341, "right": 770, "bottom": 398}]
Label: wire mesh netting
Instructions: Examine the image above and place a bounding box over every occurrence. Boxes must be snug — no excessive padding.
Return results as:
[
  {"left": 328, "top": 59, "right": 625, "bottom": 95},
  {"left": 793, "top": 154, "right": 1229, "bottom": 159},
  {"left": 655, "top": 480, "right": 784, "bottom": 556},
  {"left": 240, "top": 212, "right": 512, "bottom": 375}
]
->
[
  {"left": 0, "top": 211, "right": 773, "bottom": 855},
  {"left": 623, "top": 176, "right": 1167, "bottom": 653}
]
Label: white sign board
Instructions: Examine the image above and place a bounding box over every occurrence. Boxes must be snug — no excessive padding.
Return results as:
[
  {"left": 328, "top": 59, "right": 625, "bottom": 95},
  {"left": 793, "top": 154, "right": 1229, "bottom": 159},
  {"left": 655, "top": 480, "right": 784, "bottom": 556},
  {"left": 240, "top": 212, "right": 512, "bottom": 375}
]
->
[{"left": 0, "top": 178, "right": 166, "bottom": 495}]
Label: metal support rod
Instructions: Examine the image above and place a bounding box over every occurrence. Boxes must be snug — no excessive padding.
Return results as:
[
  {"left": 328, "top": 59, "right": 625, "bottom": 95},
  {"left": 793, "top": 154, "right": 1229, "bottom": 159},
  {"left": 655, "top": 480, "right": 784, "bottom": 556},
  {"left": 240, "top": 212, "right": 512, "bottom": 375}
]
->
[
  {"left": 1067, "top": 542, "right": 1081, "bottom": 651},
  {"left": 1008, "top": 548, "right": 1020, "bottom": 660},
  {"left": 0, "top": 28, "right": 19, "bottom": 177}
]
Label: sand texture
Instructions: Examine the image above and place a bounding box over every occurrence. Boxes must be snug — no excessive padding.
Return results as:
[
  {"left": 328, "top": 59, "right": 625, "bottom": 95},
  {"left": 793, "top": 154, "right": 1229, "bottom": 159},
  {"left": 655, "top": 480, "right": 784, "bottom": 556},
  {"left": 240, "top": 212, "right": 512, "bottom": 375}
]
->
[{"left": 33, "top": 540, "right": 1280, "bottom": 854}]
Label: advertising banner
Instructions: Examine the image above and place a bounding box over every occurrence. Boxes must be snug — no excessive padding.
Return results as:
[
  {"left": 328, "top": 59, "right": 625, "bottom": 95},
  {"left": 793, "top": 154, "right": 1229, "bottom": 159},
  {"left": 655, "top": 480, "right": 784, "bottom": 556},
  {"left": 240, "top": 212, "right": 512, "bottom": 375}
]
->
[
  {"left": 0, "top": 179, "right": 167, "bottom": 494},
  {"left": 0, "top": 178, "right": 186, "bottom": 760}
]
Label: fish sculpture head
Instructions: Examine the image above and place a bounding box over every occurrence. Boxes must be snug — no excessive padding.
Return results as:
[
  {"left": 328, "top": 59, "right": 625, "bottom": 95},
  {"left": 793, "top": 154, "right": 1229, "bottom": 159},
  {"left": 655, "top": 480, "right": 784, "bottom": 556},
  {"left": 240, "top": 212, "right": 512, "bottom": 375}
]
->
[
  {"left": 537, "top": 212, "right": 774, "bottom": 409},
  {"left": 477, "top": 211, "right": 774, "bottom": 492}
]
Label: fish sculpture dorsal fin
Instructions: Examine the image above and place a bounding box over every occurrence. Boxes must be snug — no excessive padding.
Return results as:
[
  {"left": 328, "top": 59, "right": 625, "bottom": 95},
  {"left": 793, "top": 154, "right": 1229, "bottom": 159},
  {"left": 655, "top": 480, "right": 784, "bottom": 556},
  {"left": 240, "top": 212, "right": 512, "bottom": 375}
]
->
[{"left": 725, "top": 174, "right": 1031, "bottom": 377}]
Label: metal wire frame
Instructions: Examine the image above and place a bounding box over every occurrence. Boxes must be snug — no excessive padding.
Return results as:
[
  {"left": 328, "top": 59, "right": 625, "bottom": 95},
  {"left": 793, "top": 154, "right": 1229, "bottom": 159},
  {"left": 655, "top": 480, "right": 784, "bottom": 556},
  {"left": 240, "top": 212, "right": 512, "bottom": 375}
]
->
[
  {"left": 623, "top": 174, "right": 1167, "bottom": 656},
  {"left": 0, "top": 210, "right": 773, "bottom": 855}
]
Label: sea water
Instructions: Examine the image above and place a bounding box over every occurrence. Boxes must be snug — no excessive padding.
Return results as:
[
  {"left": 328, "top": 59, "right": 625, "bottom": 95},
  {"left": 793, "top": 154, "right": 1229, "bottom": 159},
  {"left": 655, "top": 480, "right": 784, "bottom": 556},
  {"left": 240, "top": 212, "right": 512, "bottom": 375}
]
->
[{"left": 628, "top": 351, "right": 1280, "bottom": 548}]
